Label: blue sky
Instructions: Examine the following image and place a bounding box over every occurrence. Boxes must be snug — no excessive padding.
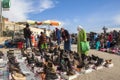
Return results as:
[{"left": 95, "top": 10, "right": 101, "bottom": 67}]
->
[{"left": 3, "top": 0, "right": 120, "bottom": 33}]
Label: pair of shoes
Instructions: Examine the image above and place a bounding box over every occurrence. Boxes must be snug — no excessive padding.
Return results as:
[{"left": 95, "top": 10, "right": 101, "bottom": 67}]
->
[
  {"left": 104, "top": 59, "right": 113, "bottom": 68},
  {"left": 9, "top": 64, "right": 21, "bottom": 72},
  {"left": 12, "top": 71, "right": 26, "bottom": 80},
  {"left": 67, "top": 70, "right": 75, "bottom": 76},
  {"left": 104, "top": 59, "right": 112, "bottom": 66},
  {"left": 53, "top": 55, "right": 60, "bottom": 65},
  {"left": 105, "top": 59, "right": 112, "bottom": 64},
  {"left": 0, "top": 51, "right": 4, "bottom": 58},
  {"left": 57, "top": 64, "right": 67, "bottom": 72},
  {"left": 95, "top": 58, "right": 104, "bottom": 66},
  {"left": 35, "top": 60, "right": 44, "bottom": 67},
  {"left": 39, "top": 72, "right": 46, "bottom": 80},
  {"left": 73, "top": 65, "right": 82, "bottom": 72},
  {"left": 44, "top": 62, "right": 58, "bottom": 80},
  {"left": 8, "top": 50, "right": 14, "bottom": 54},
  {"left": 46, "top": 73, "right": 58, "bottom": 80}
]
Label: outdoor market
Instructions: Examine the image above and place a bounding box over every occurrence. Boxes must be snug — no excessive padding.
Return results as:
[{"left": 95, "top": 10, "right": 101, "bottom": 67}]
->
[{"left": 0, "top": 0, "right": 120, "bottom": 80}]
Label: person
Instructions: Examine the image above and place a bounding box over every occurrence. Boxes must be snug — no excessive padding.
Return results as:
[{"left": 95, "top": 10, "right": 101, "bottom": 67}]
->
[
  {"left": 23, "top": 23, "right": 32, "bottom": 49},
  {"left": 77, "top": 25, "right": 88, "bottom": 62},
  {"left": 108, "top": 32, "right": 113, "bottom": 42},
  {"left": 38, "top": 32, "right": 47, "bottom": 52},
  {"left": 94, "top": 33, "right": 98, "bottom": 42},
  {"left": 95, "top": 38, "right": 101, "bottom": 50},
  {"left": 113, "top": 30, "right": 118, "bottom": 41},
  {"left": 61, "top": 28, "right": 71, "bottom": 51},
  {"left": 31, "top": 33, "right": 35, "bottom": 47},
  {"left": 55, "top": 28, "right": 61, "bottom": 46},
  {"left": 52, "top": 30, "right": 56, "bottom": 41}
]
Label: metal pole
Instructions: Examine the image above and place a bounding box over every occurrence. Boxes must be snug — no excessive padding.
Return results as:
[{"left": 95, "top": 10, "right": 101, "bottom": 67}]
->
[
  {"left": 0, "top": 0, "right": 2, "bottom": 36},
  {"left": 13, "top": 24, "right": 15, "bottom": 40}
]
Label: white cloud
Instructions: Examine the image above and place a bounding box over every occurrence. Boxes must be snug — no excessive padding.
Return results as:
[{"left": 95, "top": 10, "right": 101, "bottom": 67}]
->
[
  {"left": 2, "top": 0, "right": 57, "bottom": 22},
  {"left": 39, "top": 0, "right": 55, "bottom": 12},
  {"left": 113, "top": 15, "right": 120, "bottom": 24},
  {"left": 3, "top": 0, "right": 34, "bottom": 22}
]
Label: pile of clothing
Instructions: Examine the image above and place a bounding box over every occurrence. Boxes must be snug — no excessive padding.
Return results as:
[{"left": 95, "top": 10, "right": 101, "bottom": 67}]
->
[
  {"left": 100, "top": 46, "right": 120, "bottom": 55},
  {"left": 4, "top": 38, "right": 25, "bottom": 48}
]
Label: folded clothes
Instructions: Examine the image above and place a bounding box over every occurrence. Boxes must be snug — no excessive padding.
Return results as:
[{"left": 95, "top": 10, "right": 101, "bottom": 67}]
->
[{"left": 100, "top": 48, "right": 107, "bottom": 52}]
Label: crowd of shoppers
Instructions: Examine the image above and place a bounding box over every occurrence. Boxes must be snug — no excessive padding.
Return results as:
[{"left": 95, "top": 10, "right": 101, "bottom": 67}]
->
[{"left": 89, "top": 30, "right": 120, "bottom": 53}]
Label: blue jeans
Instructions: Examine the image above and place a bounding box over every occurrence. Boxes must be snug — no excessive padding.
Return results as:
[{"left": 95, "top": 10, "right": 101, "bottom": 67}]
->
[
  {"left": 64, "top": 39, "right": 71, "bottom": 51},
  {"left": 25, "top": 38, "right": 32, "bottom": 48},
  {"left": 57, "top": 38, "right": 61, "bottom": 45}
]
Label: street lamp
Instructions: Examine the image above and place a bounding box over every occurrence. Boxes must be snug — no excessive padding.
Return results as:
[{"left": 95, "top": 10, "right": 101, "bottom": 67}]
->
[{"left": 0, "top": 0, "right": 3, "bottom": 36}]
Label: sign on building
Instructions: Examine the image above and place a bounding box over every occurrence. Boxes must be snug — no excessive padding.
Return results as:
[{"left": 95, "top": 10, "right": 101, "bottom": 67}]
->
[{"left": 2, "top": 0, "right": 10, "bottom": 11}]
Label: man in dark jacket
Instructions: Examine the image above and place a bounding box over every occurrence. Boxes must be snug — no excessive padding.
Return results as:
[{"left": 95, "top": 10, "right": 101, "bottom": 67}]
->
[
  {"left": 23, "top": 23, "right": 32, "bottom": 49},
  {"left": 61, "top": 28, "right": 71, "bottom": 51},
  {"left": 55, "top": 28, "right": 61, "bottom": 46}
]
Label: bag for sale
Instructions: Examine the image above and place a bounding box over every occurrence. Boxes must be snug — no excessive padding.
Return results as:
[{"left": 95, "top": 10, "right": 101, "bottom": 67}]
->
[{"left": 80, "top": 41, "right": 90, "bottom": 52}]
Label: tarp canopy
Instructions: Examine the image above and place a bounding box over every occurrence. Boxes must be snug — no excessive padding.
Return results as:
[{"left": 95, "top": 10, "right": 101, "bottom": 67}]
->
[{"left": 36, "top": 20, "right": 61, "bottom": 27}]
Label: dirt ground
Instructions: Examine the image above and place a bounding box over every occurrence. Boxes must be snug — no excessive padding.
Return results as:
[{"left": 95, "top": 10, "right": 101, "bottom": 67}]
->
[{"left": 71, "top": 45, "right": 120, "bottom": 80}]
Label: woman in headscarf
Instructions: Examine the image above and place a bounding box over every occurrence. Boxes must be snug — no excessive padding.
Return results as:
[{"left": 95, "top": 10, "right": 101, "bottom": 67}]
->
[{"left": 77, "top": 25, "right": 88, "bottom": 62}]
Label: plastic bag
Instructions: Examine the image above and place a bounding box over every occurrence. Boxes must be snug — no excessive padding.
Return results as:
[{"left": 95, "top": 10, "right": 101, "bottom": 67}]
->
[{"left": 80, "top": 41, "right": 90, "bottom": 52}]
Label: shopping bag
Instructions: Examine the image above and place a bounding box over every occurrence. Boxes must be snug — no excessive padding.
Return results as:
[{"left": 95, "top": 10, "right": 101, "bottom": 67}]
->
[{"left": 80, "top": 41, "right": 90, "bottom": 52}]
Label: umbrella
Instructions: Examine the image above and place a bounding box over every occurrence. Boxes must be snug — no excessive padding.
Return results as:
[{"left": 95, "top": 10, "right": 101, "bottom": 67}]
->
[
  {"left": 36, "top": 20, "right": 61, "bottom": 26},
  {"left": 27, "top": 20, "right": 36, "bottom": 25}
]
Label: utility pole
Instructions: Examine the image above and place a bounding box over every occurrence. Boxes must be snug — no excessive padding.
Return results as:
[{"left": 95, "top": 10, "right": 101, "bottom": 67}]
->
[
  {"left": 0, "top": 0, "right": 11, "bottom": 37},
  {"left": 0, "top": 0, "right": 3, "bottom": 36}
]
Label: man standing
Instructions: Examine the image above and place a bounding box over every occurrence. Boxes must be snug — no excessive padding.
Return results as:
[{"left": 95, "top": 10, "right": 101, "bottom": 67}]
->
[
  {"left": 61, "top": 28, "right": 71, "bottom": 51},
  {"left": 23, "top": 23, "right": 32, "bottom": 49},
  {"left": 55, "top": 28, "right": 61, "bottom": 46}
]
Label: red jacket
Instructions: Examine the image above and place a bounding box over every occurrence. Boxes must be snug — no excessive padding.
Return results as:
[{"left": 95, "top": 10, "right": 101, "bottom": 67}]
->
[{"left": 108, "top": 34, "right": 112, "bottom": 42}]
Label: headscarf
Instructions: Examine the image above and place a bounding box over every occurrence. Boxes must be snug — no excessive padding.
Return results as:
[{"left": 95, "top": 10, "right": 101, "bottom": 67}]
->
[{"left": 77, "top": 25, "right": 83, "bottom": 31}]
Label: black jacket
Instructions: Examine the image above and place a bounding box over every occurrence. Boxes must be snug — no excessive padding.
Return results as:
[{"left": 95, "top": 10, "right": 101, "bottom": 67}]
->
[
  {"left": 61, "top": 30, "right": 70, "bottom": 40},
  {"left": 23, "top": 28, "right": 32, "bottom": 38}
]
